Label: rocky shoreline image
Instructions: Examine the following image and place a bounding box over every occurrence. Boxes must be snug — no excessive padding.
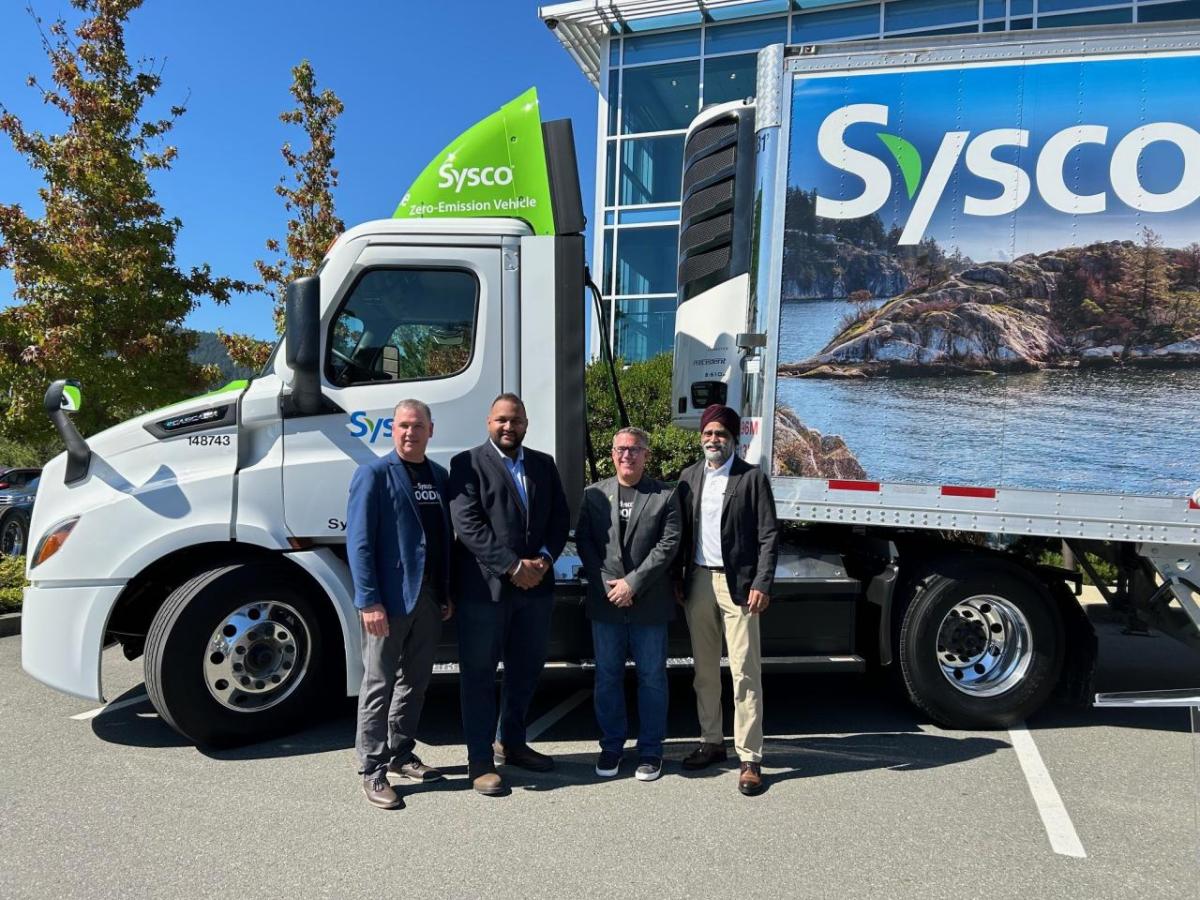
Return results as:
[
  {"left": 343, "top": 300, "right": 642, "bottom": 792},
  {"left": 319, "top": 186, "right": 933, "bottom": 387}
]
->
[
  {"left": 780, "top": 236, "right": 1200, "bottom": 379},
  {"left": 773, "top": 405, "right": 867, "bottom": 479}
]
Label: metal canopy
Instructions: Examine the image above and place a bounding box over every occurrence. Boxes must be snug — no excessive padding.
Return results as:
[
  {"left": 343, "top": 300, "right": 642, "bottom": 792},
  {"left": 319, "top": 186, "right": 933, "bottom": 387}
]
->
[{"left": 540, "top": 0, "right": 823, "bottom": 85}]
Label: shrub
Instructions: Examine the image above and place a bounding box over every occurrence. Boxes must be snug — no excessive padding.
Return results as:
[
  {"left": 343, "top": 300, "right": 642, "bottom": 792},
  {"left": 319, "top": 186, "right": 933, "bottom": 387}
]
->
[
  {"left": 0, "top": 555, "right": 26, "bottom": 612},
  {"left": 585, "top": 353, "right": 701, "bottom": 483}
]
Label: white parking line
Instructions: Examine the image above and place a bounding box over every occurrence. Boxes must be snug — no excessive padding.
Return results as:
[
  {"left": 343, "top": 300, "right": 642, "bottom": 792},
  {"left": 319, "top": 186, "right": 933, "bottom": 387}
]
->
[
  {"left": 70, "top": 691, "right": 149, "bottom": 721},
  {"left": 526, "top": 688, "right": 591, "bottom": 742},
  {"left": 1008, "top": 723, "right": 1087, "bottom": 858}
]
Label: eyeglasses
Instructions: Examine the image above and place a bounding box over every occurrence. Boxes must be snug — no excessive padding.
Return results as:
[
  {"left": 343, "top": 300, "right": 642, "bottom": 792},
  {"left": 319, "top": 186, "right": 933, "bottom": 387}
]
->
[{"left": 612, "top": 446, "right": 646, "bottom": 457}]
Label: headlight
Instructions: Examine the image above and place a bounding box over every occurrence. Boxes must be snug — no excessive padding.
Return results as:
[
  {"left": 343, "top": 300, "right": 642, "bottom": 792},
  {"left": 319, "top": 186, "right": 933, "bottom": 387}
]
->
[{"left": 31, "top": 517, "right": 79, "bottom": 568}]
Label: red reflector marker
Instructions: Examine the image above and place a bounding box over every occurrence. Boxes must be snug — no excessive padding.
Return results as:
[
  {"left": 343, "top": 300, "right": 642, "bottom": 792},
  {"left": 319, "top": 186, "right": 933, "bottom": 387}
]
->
[
  {"left": 1189, "top": 498, "right": 1200, "bottom": 510},
  {"left": 828, "top": 479, "right": 881, "bottom": 492},
  {"left": 941, "top": 485, "right": 997, "bottom": 499}
]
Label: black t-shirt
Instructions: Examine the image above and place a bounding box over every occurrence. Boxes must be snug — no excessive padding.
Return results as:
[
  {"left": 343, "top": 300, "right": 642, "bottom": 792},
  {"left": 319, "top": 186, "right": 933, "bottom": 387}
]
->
[
  {"left": 618, "top": 483, "right": 636, "bottom": 542},
  {"left": 403, "top": 459, "right": 445, "bottom": 599}
]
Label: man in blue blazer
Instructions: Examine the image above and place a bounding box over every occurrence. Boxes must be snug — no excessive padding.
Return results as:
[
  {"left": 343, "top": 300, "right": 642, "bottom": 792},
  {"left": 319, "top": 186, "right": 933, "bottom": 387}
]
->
[
  {"left": 348, "top": 399, "right": 454, "bottom": 810},
  {"left": 450, "top": 393, "right": 570, "bottom": 796}
]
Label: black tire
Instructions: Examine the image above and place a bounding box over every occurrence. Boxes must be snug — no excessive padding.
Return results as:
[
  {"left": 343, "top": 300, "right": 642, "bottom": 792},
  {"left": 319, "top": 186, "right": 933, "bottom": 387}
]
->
[
  {"left": 144, "top": 563, "right": 333, "bottom": 747},
  {"left": 898, "top": 558, "right": 1063, "bottom": 729},
  {"left": 0, "top": 509, "right": 30, "bottom": 557}
]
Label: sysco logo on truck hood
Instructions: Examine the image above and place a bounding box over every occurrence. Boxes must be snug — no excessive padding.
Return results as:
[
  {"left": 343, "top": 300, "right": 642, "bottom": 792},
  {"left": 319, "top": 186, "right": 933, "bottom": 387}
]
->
[
  {"left": 437, "top": 161, "right": 514, "bottom": 193},
  {"left": 799, "top": 57, "right": 1200, "bottom": 247}
]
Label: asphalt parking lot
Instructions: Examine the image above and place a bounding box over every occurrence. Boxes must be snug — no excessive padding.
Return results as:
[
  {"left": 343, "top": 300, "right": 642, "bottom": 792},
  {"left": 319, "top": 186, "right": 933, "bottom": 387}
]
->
[{"left": 2, "top": 599, "right": 1199, "bottom": 900}]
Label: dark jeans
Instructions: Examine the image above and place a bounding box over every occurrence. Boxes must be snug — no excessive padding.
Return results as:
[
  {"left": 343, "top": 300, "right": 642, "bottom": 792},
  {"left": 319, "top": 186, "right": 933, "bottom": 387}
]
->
[
  {"left": 456, "top": 590, "right": 554, "bottom": 771},
  {"left": 355, "top": 584, "right": 442, "bottom": 777},
  {"left": 591, "top": 620, "right": 668, "bottom": 759}
]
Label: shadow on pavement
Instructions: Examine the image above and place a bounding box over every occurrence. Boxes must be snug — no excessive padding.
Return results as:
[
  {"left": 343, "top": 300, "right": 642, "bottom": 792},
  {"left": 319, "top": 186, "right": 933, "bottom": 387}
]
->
[{"left": 89, "top": 660, "right": 1196, "bottom": 761}]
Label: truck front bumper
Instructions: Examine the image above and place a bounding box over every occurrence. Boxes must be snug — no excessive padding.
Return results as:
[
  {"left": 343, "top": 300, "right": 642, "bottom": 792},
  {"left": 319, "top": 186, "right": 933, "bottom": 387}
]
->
[{"left": 21, "top": 582, "right": 125, "bottom": 702}]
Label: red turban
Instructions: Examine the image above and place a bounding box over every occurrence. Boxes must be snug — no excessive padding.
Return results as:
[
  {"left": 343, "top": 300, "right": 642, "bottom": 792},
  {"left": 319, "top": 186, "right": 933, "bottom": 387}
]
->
[{"left": 700, "top": 404, "right": 740, "bottom": 438}]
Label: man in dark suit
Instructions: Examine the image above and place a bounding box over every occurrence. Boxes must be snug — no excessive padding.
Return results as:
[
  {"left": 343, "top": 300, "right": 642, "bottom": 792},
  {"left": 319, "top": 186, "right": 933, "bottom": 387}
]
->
[
  {"left": 675, "top": 404, "right": 779, "bottom": 796},
  {"left": 575, "top": 426, "right": 681, "bottom": 782},
  {"left": 449, "top": 393, "right": 570, "bottom": 796},
  {"left": 348, "top": 399, "right": 454, "bottom": 810}
]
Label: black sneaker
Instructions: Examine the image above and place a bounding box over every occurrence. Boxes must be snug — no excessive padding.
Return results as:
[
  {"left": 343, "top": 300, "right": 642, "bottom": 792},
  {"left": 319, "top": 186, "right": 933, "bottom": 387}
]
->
[
  {"left": 635, "top": 757, "right": 663, "bottom": 782},
  {"left": 595, "top": 750, "right": 622, "bottom": 777}
]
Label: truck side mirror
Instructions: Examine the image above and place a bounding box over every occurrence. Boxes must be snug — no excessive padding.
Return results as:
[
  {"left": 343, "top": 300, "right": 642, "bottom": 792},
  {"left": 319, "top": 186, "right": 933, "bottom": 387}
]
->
[
  {"left": 43, "top": 379, "right": 91, "bottom": 484},
  {"left": 285, "top": 276, "right": 323, "bottom": 416}
]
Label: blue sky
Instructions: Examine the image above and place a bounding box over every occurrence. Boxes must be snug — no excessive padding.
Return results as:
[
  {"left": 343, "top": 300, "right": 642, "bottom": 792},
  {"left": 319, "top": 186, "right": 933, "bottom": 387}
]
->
[
  {"left": 787, "top": 55, "right": 1200, "bottom": 262},
  {"left": 0, "top": 1, "right": 599, "bottom": 339}
]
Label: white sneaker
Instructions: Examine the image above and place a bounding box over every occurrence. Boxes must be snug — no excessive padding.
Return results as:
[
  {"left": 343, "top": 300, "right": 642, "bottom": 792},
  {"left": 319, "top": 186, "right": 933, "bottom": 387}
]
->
[{"left": 635, "top": 757, "right": 663, "bottom": 781}]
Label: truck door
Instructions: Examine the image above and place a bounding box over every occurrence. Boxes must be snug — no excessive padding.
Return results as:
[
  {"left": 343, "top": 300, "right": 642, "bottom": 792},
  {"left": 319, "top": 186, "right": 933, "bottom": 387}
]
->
[{"left": 281, "top": 241, "right": 504, "bottom": 538}]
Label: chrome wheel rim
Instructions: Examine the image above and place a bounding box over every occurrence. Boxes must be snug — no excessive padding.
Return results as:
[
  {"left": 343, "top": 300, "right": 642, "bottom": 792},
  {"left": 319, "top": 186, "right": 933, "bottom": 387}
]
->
[
  {"left": 204, "top": 601, "right": 311, "bottom": 712},
  {"left": 936, "top": 594, "right": 1032, "bottom": 697}
]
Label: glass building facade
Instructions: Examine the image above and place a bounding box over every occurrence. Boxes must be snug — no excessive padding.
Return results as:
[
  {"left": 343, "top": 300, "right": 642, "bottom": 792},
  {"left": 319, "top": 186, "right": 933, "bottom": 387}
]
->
[{"left": 553, "top": 0, "right": 1200, "bottom": 361}]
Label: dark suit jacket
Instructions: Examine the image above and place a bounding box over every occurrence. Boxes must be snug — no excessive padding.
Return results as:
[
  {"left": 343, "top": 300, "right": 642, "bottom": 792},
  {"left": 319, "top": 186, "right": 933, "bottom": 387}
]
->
[
  {"left": 346, "top": 450, "right": 452, "bottom": 616},
  {"left": 676, "top": 455, "right": 779, "bottom": 604},
  {"left": 449, "top": 441, "right": 570, "bottom": 603},
  {"left": 575, "top": 475, "right": 681, "bottom": 625}
]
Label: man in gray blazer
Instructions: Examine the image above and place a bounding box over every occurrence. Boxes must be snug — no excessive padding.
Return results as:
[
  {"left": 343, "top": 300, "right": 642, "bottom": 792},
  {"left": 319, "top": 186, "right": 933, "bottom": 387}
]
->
[{"left": 575, "top": 426, "right": 681, "bottom": 782}]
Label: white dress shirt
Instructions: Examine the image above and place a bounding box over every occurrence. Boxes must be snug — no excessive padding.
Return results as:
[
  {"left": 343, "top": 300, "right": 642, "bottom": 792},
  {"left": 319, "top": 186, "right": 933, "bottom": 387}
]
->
[{"left": 695, "top": 454, "right": 733, "bottom": 567}]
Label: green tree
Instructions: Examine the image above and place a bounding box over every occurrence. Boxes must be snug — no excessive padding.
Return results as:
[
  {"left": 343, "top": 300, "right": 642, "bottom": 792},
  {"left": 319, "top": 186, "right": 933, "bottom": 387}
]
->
[
  {"left": 585, "top": 353, "right": 699, "bottom": 483},
  {"left": 222, "top": 60, "right": 345, "bottom": 371},
  {"left": 0, "top": 0, "right": 248, "bottom": 447},
  {"left": 1112, "top": 227, "right": 1172, "bottom": 346}
]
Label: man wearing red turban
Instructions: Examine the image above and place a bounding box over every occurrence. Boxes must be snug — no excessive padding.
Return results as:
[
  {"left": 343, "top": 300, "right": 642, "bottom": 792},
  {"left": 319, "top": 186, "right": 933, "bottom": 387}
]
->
[{"left": 675, "top": 404, "right": 779, "bottom": 795}]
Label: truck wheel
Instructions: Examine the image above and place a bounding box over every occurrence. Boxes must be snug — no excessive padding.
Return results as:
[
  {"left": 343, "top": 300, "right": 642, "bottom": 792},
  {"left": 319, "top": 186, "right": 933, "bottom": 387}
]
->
[
  {"left": 144, "top": 563, "right": 330, "bottom": 747},
  {"left": 0, "top": 510, "right": 29, "bottom": 556},
  {"left": 898, "top": 559, "right": 1063, "bottom": 729}
]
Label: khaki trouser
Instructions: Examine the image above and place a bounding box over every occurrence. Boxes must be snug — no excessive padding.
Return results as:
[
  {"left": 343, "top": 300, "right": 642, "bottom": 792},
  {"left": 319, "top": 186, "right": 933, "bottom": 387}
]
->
[{"left": 684, "top": 568, "right": 763, "bottom": 763}]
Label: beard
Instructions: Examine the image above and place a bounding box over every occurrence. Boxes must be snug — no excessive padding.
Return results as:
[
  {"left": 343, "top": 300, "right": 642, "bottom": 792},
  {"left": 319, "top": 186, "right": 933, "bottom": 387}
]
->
[{"left": 703, "top": 444, "right": 732, "bottom": 464}]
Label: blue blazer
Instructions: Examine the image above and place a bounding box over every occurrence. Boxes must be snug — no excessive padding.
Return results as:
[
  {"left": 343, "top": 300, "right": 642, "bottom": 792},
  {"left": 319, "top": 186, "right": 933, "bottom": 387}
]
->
[{"left": 346, "top": 450, "right": 452, "bottom": 616}]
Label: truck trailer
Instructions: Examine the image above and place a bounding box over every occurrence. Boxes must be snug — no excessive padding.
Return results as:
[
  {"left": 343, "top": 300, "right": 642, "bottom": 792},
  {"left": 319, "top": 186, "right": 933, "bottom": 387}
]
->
[{"left": 21, "top": 25, "right": 1200, "bottom": 745}]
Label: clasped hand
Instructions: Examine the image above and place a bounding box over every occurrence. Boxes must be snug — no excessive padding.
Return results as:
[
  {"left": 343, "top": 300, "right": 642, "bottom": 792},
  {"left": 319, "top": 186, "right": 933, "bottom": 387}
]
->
[
  {"left": 605, "top": 577, "right": 634, "bottom": 608},
  {"left": 510, "top": 557, "right": 549, "bottom": 590}
]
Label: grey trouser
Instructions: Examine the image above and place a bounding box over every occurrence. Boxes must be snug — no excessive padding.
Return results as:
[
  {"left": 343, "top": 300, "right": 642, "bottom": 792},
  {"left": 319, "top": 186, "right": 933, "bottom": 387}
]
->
[{"left": 355, "top": 583, "right": 442, "bottom": 777}]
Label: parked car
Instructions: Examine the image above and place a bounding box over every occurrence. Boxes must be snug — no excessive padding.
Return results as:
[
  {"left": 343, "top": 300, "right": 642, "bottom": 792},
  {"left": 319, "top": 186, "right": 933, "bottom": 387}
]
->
[
  {"left": 0, "top": 476, "right": 38, "bottom": 557},
  {"left": 0, "top": 467, "right": 40, "bottom": 490}
]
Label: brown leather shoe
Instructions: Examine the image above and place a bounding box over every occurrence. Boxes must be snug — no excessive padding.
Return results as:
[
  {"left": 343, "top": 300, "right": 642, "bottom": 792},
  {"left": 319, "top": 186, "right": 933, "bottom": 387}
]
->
[
  {"left": 493, "top": 741, "right": 555, "bottom": 772},
  {"left": 738, "top": 762, "right": 764, "bottom": 796},
  {"left": 681, "top": 742, "right": 728, "bottom": 770},
  {"left": 363, "top": 773, "right": 403, "bottom": 809},
  {"left": 389, "top": 753, "right": 444, "bottom": 782},
  {"left": 472, "top": 771, "right": 505, "bottom": 796}
]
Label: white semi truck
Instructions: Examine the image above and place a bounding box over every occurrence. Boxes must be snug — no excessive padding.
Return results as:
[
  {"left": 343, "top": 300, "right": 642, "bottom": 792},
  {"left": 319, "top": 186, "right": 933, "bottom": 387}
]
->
[{"left": 22, "top": 26, "right": 1200, "bottom": 746}]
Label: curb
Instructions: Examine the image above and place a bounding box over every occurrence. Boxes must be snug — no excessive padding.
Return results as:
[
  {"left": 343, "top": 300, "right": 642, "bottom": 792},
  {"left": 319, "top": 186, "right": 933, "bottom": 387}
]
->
[{"left": 0, "top": 612, "right": 20, "bottom": 637}]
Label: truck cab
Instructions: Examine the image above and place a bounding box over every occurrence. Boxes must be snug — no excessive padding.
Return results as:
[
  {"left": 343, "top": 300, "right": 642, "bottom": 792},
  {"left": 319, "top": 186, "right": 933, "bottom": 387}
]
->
[{"left": 22, "top": 97, "right": 589, "bottom": 745}]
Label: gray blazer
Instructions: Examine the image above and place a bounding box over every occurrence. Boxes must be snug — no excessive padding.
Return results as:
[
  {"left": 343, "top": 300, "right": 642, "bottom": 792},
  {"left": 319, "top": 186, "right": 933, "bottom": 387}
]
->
[{"left": 574, "top": 475, "right": 682, "bottom": 625}]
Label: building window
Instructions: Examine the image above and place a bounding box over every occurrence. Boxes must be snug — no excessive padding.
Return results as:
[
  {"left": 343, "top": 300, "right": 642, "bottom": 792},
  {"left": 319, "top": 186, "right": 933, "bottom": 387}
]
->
[
  {"left": 624, "top": 28, "right": 702, "bottom": 64},
  {"left": 1038, "top": 7, "right": 1132, "bottom": 25},
  {"left": 616, "top": 225, "right": 679, "bottom": 295},
  {"left": 618, "top": 135, "right": 686, "bottom": 205},
  {"left": 326, "top": 268, "right": 477, "bottom": 386},
  {"left": 621, "top": 60, "right": 701, "bottom": 133},
  {"left": 885, "top": 0, "right": 981, "bottom": 32},
  {"left": 703, "top": 53, "right": 758, "bottom": 108},
  {"left": 792, "top": 4, "right": 882, "bottom": 42},
  {"left": 615, "top": 299, "right": 677, "bottom": 360},
  {"left": 1139, "top": 0, "right": 1200, "bottom": 21},
  {"left": 705, "top": 16, "right": 788, "bottom": 54}
]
